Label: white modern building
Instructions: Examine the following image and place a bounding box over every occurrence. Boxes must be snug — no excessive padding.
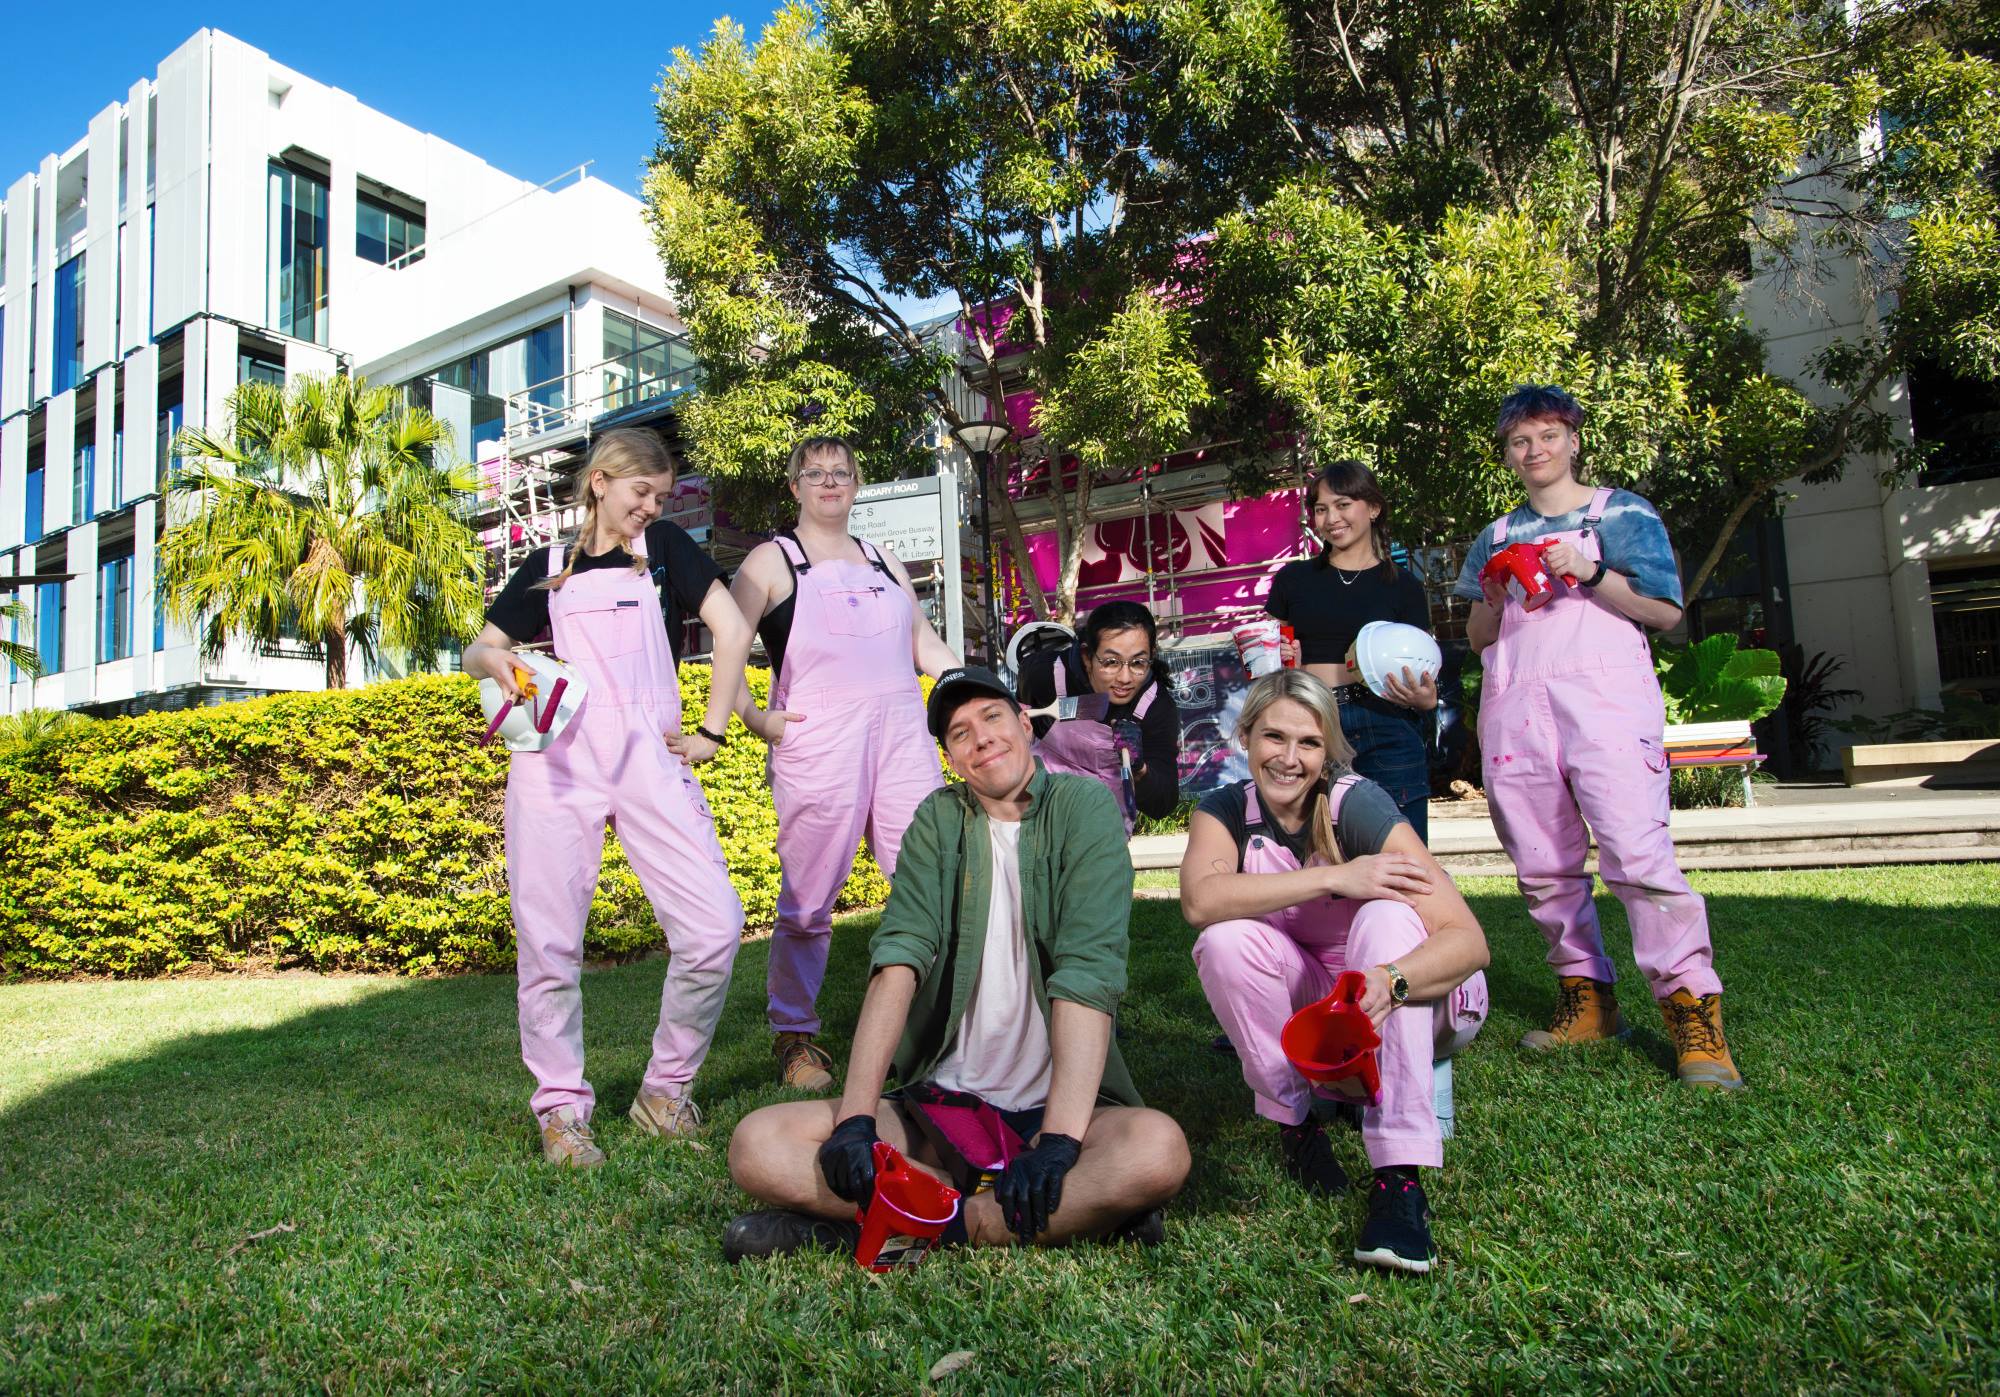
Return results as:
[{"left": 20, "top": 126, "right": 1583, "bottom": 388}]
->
[{"left": 1, "top": 28, "right": 699, "bottom": 716}]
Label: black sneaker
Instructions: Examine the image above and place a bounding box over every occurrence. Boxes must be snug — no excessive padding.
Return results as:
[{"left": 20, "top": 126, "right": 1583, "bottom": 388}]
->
[
  {"left": 1209, "top": 1033, "right": 1239, "bottom": 1057},
  {"left": 721, "top": 1210, "right": 861, "bottom": 1263},
  {"left": 1277, "top": 1120, "right": 1350, "bottom": 1197},
  {"left": 1104, "top": 1206, "right": 1166, "bottom": 1247},
  {"left": 1353, "top": 1171, "right": 1434, "bottom": 1274}
]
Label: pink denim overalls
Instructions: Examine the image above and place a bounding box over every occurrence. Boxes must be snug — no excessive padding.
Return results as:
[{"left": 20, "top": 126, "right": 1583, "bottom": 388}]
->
[
  {"left": 1190, "top": 777, "right": 1487, "bottom": 1170},
  {"left": 1477, "top": 487, "right": 1722, "bottom": 1000},
  {"left": 504, "top": 545, "right": 744, "bottom": 1122},
  {"left": 1034, "top": 654, "right": 1159, "bottom": 834},
  {"left": 765, "top": 534, "right": 942, "bottom": 1034}
]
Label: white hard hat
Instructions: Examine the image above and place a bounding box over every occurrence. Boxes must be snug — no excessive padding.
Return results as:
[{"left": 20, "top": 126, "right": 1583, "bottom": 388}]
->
[
  {"left": 477, "top": 650, "right": 589, "bottom": 752},
  {"left": 1004, "top": 621, "right": 1076, "bottom": 682},
  {"left": 1349, "top": 621, "right": 1443, "bottom": 700}
]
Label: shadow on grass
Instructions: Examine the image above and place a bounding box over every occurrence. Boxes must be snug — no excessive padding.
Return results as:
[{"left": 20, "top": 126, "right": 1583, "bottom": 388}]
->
[{"left": 1, "top": 866, "right": 1996, "bottom": 1389}]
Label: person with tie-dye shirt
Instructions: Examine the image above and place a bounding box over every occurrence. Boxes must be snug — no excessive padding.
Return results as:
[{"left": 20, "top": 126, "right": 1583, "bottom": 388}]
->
[{"left": 1453, "top": 385, "right": 1742, "bottom": 1092}]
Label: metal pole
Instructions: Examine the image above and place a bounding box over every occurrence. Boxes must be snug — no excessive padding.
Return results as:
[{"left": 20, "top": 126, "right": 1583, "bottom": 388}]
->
[{"left": 977, "top": 449, "right": 997, "bottom": 665}]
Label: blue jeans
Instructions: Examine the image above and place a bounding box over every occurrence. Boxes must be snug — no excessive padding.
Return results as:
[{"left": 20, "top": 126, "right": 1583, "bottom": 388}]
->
[{"left": 1341, "top": 698, "right": 1431, "bottom": 844}]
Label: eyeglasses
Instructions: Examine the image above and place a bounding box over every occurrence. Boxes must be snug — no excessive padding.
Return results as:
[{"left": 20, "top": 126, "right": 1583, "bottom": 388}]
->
[
  {"left": 798, "top": 467, "right": 857, "bottom": 487},
  {"left": 1088, "top": 653, "right": 1153, "bottom": 674}
]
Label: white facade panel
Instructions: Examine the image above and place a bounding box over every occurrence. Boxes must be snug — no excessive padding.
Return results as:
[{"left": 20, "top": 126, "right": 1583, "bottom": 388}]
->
[
  {"left": 121, "top": 81, "right": 153, "bottom": 355},
  {"left": 94, "top": 366, "right": 118, "bottom": 514},
  {"left": 43, "top": 390, "right": 74, "bottom": 534},
  {"left": 83, "top": 105, "right": 119, "bottom": 376},
  {"left": 284, "top": 340, "right": 338, "bottom": 381},
  {"left": 0, "top": 416, "right": 24, "bottom": 548},
  {"left": 33, "top": 155, "right": 57, "bottom": 402},
  {"left": 132, "top": 496, "right": 157, "bottom": 672},
  {"left": 0, "top": 177, "right": 30, "bottom": 418},
  {"left": 65, "top": 521, "right": 97, "bottom": 704},
  {"left": 95, "top": 656, "right": 136, "bottom": 705},
  {"left": 199, "top": 317, "right": 238, "bottom": 430},
  {"left": 122, "top": 344, "right": 158, "bottom": 503},
  {"left": 152, "top": 34, "right": 210, "bottom": 333},
  {"left": 206, "top": 35, "right": 267, "bottom": 326}
]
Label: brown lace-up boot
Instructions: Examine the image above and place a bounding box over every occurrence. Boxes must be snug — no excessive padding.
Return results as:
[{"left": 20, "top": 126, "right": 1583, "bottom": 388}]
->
[
  {"left": 1519, "top": 976, "right": 1629, "bottom": 1050},
  {"left": 774, "top": 1032, "right": 836, "bottom": 1092},
  {"left": 1662, "top": 990, "right": 1744, "bottom": 1090}
]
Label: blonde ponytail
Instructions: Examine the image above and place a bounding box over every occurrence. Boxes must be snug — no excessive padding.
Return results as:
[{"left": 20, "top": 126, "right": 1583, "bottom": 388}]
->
[{"left": 534, "top": 429, "right": 678, "bottom": 592}]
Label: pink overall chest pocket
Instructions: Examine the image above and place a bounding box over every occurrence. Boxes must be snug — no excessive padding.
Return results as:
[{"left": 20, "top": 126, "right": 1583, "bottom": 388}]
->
[
  {"left": 562, "top": 599, "right": 647, "bottom": 661},
  {"left": 823, "top": 583, "right": 896, "bottom": 638}
]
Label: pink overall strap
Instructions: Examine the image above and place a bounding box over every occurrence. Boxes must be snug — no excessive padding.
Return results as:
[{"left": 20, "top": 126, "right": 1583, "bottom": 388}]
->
[
  {"left": 855, "top": 538, "right": 897, "bottom": 581},
  {"left": 1492, "top": 512, "right": 1513, "bottom": 546},
  {"left": 1582, "top": 486, "right": 1614, "bottom": 535},
  {"left": 546, "top": 543, "right": 565, "bottom": 574},
  {"left": 1053, "top": 651, "right": 1070, "bottom": 699},
  {"left": 1132, "top": 681, "right": 1158, "bottom": 719},
  {"left": 774, "top": 532, "right": 810, "bottom": 573},
  {"left": 1327, "top": 773, "right": 1362, "bottom": 827}
]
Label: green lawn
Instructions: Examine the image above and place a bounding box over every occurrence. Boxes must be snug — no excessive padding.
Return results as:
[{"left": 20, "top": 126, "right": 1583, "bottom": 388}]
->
[{"left": 2, "top": 866, "right": 1996, "bottom": 1391}]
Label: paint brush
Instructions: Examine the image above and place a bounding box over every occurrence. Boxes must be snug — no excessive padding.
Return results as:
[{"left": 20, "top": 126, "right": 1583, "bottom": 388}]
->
[{"left": 1022, "top": 693, "right": 1112, "bottom": 723}]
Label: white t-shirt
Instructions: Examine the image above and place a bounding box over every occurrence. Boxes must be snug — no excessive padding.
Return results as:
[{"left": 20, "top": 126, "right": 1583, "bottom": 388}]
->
[{"left": 931, "top": 818, "right": 1054, "bottom": 1112}]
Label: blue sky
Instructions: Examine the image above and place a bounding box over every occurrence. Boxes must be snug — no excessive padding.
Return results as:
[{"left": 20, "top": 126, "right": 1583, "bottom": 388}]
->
[{"left": 2, "top": 2, "right": 771, "bottom": 193}]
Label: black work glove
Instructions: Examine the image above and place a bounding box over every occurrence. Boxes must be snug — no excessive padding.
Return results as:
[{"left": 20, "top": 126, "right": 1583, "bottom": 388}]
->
[
  {"left": 993, "top": 1133, "right": 1083, "bottom": 1243},
  {"left": 817, "top": 1114, "right": 881, "bottom": 1205}
]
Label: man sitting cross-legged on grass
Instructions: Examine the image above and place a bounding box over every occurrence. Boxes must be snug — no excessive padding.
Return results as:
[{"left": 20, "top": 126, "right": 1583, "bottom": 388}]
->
[{"left": 723, "top": 666, "right": 1190, "bottom": 1260}]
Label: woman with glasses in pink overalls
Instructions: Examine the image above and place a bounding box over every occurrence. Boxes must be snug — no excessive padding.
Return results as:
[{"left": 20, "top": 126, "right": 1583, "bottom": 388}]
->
[
  {"left": 1454, "top": 384, "right": 1741, "bottom": 1090},
  {"left": 730, "top": 435, "right": 959, "bottom": 1095},
  {"left": 1182, "top": 670, "right": 1490, "bottom": 1274},
  {"left": 465, "top": 429, "right": 754, "bottom": 1168}
]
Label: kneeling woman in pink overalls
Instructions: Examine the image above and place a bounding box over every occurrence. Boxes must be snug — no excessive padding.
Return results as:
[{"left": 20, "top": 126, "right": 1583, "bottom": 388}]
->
[
  {"left": 1182, "top": 670, "right": 1490, "bottom": 1274},
  {"left": 465, "top": 428, "right": 754, "bottom": 1168}
]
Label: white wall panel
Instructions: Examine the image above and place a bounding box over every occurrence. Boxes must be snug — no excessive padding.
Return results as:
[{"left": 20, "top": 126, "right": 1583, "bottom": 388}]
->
[
  {"left": 132, "top": 496, "right": 156, "bottom": 672},
  {"left": 33, "top": 155, "right": 57, "bottom": 402},
  {"left": 0, "top": 177, "right": 31, "bottom": 417},
  {"left": 43, "top": 391, "right": 74, "bottom": 534},
  {"left": 94, "top": 366, "right": 118, "bottom": 513},
  {"left": 200, "top": 317, "right": 237, "bottom": 430},
  {"left": 152, "top": 35, "right": 210, "bottom": 332},
  {"left": 0, "top": 416, "right": 24, "bottom": 548},
  {"left": 122, "top": 344, "right": 157, "bottom": 502},
  {"left": 64, "top": 521, "right": 97, "bottom": 702},
  {"left": 83, "top": 105, "right": 119, "bottom": 375},
  {"left": 121, "top": 81, "right": 153, "bottom": 355},
  {"left": 206, "top": 35, "right": 267, "bottom": 325},
  {"left": 284, "top": 340, "right": 337, "bottom": 382}
]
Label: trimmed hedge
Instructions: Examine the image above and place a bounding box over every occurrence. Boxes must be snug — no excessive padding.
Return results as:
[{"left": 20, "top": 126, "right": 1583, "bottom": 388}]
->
[{"left": 0, "top": 669, "right": 937, "bottom": 978}]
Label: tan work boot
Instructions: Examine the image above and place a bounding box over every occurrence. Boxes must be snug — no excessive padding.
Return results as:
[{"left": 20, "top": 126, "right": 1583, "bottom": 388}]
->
[
  {"left": 1662, "top": 990, "right": 1744, "bottom": 1090},
  {"left": 628, "top": 1091, "right": 704, "bottom": 1140},
  {"left": 774, "top": 1032, "right": 836, "bottom": 1093},
  {"left": 1520, "top": 976, "right": 1629, "bottom": 1050},
  {"left": 538, "top": 1105, "right": 606, "bottom": 1168}
]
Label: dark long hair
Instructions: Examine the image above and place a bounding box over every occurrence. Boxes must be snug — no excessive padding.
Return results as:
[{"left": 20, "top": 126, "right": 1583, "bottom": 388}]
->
[{"left": 1311, "top": 459, "right": 1396, "bottom": 580}]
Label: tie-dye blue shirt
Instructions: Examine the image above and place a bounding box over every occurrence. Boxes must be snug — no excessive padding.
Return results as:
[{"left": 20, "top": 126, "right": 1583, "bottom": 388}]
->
[{"left": 1452, "top": 489, "right": 1684, "bottom": 607}]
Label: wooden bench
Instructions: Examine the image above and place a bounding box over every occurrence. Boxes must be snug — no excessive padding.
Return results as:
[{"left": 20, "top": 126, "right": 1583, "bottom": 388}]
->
[{"left": 1663, "top": 720, "right": 1765, "bottom": 806}]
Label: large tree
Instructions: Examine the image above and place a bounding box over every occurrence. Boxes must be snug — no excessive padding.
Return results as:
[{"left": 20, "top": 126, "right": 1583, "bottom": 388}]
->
[
  {"left": 161, "top": 374, "right": 487, "bottom": 689},
  {"left": 1208, "top": 0, "right": 2000, "bottom": 595},
  {"left": 646, "top": 0, "right": 1274, "bottom": 623}
]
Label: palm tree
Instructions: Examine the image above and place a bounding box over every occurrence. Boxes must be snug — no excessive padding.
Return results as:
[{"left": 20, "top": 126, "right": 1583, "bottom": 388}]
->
[
  {"left": 0, "top": 599, "right": 41, "bottom": 680},
  {"left": 161, "top": 373, "right": 487, "bottom": 689}
]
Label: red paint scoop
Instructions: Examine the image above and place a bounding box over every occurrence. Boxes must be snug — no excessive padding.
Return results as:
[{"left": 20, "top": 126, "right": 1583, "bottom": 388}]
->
[
  {"left": 853, "top": 1142, "right": 961, "bottom": 1271},
  {"left": 1281, "top": 970, "right": 1383, "bottom": 1108}
]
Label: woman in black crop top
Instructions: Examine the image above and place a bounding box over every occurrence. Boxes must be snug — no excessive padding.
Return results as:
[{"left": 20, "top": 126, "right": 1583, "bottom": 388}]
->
[{"left": 1264, "top": 460, "right": 1438, "bottom": 841}]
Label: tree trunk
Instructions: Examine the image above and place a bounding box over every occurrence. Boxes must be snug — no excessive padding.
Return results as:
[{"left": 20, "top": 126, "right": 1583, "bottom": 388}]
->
[{"left": 325, "top": 619, "right": 348, "bottom": 690}]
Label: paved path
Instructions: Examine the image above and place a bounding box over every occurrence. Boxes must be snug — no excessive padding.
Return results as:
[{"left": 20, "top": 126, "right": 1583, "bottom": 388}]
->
[{"left": 1131, "top": 782, "right": 2000, "bottom": 879}]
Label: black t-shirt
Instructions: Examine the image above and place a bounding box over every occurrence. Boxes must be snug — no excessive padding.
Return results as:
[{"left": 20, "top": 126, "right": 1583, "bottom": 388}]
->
[
  {"left": 1196, "top": 774, "right": 1406, "bottom": 871},
  {"left": 1264, "top": 557, "right": 1431, "bottom": 667},
  {"left": 1015, "top": 645, "right": 1182, "bottom": 820},
  {"left": 486, "top": 520, "right": 723, "bottom": 658}
]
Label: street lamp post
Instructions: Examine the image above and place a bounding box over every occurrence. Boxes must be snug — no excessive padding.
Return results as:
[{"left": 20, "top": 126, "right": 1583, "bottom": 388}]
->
[{"left": 949, "top": 418, "right": 1012, "bottom": 665}]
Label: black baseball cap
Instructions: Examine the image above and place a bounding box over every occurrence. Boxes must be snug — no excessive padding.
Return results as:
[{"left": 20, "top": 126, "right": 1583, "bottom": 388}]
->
[{"left": 926, "top": 665, "right": 1018, "bottom": 740}]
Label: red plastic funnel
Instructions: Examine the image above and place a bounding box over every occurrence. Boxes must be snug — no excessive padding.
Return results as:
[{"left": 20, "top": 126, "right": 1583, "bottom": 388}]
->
[
  {"left": 1281, "top": 970, "right": 1384, "bottom": 1107},
  {"left": 853, "top": 1141, "right": 961, "bottom": 1272},
  {"left": 1481, "top": 541, "right": 1563, "bottom": 611}
]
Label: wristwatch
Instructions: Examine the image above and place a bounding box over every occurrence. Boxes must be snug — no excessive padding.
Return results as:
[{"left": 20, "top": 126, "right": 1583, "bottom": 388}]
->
[{"left": 1382, "top": 962, "right": 1410, "bottom": 1006}]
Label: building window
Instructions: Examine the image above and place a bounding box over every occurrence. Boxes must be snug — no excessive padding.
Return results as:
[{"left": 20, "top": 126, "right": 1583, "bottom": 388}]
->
[
  {"left": 24, "top": 458, "right": 44, "bottom": 545},
  {"left": 37, "top": 580, "right": 64, "bottom": 673},
  {"left": 1909, "top": 357, "right": 2000, "bottom": 487},
  {"left": 98, "top": 552, "right": 133, "bottom": 662},
  {"left": 528, "top": 320, "right": 564, "bottom": 412},
  {"left": 1932, "top": 563, "right": 2000, "bottom": 700},
  {"left": 268, "top": 161, "right": 330, "bottom": 344},
  {"left": 157, "top": 385, "right": 184, "bottom": 492},
  {"left": 54, "top": 254, "right": 86, "bottom": 394},
  {"left": 74, "top": 439, "right": 96, "bottom": 522},
  {"left": 111, "top": 424, "right": 124, "bottom": 511},
  {"left": 239, "top": 348, "right": 286, "bottom": 387},
  {"left": 602, "top": 313, "right": 694, "bottom": 412},
  {"left": 356, "top": 193, "right": 425, "bottom": 268}
]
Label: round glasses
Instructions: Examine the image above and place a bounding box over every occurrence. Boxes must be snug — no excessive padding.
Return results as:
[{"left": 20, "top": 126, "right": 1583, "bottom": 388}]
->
[
  {"left": 1088, "top": 653, "right": 1154, "bottom": 675},
  {"left": 798, "top": 467, "right": 857, "bottom": 487}
]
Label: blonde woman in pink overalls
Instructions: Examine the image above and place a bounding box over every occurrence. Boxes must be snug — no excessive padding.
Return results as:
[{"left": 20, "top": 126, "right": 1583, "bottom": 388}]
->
[
  {"left": 1455, "top": 385, "right": 1742, "bottom": 1089},
  {"left": 730, "top": 436, "right": 958, "bottom": 1093},
  {"left": 1182, "top": 670, "right": 1491, "bottom": 1274},
  {"left": 465, "top": 429, "right": 755, "bottom": 1168}
]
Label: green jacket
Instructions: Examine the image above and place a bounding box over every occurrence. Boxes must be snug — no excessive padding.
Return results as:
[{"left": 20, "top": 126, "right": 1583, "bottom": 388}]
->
[{"left": 868, "top": 765, "right": 1142, "bottom": 1107}]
